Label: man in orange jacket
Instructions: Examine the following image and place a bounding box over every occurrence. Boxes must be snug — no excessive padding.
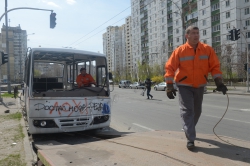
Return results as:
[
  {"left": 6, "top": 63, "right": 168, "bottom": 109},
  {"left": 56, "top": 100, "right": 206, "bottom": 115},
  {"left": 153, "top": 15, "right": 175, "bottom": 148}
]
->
[
  {"left": 76, "top": 68, "right": 96, "bottom": 88},
  {"left": 164, "top": 26, "right": 228, "bottom": 150}
]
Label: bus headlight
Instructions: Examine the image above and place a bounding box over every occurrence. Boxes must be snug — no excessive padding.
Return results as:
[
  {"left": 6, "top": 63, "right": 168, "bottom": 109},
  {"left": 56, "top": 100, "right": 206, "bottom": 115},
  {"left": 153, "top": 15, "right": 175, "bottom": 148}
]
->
[
  {"left": 40, "top": 121, "right": 46, "bottom": 127},
  {"left": 33, "top": 120, "right": 58, "bottom": 128}
]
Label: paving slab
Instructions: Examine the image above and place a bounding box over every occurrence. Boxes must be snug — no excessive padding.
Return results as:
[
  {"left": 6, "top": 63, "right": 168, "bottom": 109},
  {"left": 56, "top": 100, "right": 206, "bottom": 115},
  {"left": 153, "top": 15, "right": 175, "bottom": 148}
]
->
[{"left": 36, "top": 130, "right": 250, "bottom": 166}]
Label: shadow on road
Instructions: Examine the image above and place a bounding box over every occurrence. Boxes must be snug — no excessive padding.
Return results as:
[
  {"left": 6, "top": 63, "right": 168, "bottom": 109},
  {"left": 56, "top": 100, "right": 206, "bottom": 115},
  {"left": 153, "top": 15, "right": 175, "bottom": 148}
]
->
[{"left": 194, "top": 137, "right": 250, "bottom": 164}]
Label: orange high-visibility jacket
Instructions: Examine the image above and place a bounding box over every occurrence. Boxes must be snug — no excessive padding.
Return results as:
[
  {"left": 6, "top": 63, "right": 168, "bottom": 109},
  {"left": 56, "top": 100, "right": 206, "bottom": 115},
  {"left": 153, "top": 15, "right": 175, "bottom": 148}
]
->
[
  {"left": 76, "top": 74, "right": 96, "bottom": 87},
  {"left": 164, "top": 42, "right": 222, "bottom": 88}
]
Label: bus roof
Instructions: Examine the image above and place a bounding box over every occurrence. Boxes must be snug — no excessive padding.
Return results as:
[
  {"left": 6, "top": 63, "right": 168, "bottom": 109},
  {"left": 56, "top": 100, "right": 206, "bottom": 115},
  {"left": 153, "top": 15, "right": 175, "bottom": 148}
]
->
[{"left": 30, "top": 48, "right": 106, "bottom": 57}]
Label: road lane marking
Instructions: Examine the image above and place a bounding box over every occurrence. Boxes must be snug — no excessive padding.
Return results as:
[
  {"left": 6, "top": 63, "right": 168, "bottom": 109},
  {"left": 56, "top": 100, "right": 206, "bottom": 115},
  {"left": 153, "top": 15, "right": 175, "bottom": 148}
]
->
[
  {"left": 240, "top": 109, "right": 250, "bottom": 112},
  {"left": 132, "top": 123, "right": 155, "bottom": 131},
  {"left": 205, "top": 115, "right": 250, "bottom": 124}
]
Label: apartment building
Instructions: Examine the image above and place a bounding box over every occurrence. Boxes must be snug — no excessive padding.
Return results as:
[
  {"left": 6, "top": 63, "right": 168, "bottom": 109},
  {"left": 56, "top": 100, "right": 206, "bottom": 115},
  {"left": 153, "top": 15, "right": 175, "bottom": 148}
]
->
[
  {"left": 129, "top": 0, "right": 250, "bottom": 77},
  {"left": 103, "top": 26, "right": 123, "bottom": 73},
  {"left": 125, "top": 16, "right": 133, "bottom": 78},
  {"left": 103, "top": 17, "right": 133, "bottom": 79},
  {"left": 0, "top": 24, "right": 27, "bottom": 83}
]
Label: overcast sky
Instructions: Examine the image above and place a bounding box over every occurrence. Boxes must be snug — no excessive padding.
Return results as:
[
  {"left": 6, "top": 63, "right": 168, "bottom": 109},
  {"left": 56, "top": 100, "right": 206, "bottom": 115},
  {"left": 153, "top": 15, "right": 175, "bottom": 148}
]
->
[{"left": 0, "top": 0, "right": 131, "bottom": 54}]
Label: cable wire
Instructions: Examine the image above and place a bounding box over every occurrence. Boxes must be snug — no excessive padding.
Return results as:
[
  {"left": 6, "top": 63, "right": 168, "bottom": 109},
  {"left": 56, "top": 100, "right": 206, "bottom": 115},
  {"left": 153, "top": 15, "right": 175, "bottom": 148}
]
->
[
  {"left": 67, "top": 6, "right": 131, "bottom": 47},
  {"left": 212, "top": 93, "right": 249, "bottom": 150}
]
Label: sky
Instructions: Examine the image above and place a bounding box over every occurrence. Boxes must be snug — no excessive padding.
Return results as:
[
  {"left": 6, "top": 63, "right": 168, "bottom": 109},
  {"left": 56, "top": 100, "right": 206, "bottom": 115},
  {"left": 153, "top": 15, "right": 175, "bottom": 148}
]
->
[{"left": 0, "top": 0, "right": 131, "bottom": 54}]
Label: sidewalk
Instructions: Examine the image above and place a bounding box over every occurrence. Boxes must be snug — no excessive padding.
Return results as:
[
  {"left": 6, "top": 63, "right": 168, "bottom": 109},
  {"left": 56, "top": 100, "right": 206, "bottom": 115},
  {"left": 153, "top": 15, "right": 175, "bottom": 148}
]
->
[
  {"left": 0, "top": 97, "right": 35, "bottom": 166},
  {"left": 206, "top": 85, "right": 250, "bottom": 95}
]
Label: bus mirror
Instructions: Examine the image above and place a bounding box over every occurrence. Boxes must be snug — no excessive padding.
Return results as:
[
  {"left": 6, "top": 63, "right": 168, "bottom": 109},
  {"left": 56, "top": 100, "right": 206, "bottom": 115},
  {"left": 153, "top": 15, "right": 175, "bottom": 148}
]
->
[{"left": 108, "top": 72, "right": 113, "bottom": 79}]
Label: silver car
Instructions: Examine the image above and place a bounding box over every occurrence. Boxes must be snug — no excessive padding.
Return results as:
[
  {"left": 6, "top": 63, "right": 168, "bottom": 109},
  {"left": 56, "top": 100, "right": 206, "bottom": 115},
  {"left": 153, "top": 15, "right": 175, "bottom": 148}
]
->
[
  {"left": 154, "top": 82, "right": 177, "bottom": 91},
  {"left": 129, "top": 82, "right": 145, "bottom": 89}
]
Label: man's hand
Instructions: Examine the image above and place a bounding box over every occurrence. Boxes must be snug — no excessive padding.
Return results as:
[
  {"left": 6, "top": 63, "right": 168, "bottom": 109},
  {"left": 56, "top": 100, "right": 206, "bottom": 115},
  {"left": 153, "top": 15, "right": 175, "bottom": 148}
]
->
[
  {"left": 166, "top": 83, "right": 177, "bottom": 99},
  {"left": 214, "top": 77, "right": 228, "bottom": 95}
]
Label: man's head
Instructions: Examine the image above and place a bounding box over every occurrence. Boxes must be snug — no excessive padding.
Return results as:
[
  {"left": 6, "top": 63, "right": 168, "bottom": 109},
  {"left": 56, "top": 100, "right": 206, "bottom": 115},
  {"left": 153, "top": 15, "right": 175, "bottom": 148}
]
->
[
  {"left": 80, "top": 67, "right": 86, "bottom": 75},
  {"left": 185, "top": 26, "right": 199, "bottom": 46}
]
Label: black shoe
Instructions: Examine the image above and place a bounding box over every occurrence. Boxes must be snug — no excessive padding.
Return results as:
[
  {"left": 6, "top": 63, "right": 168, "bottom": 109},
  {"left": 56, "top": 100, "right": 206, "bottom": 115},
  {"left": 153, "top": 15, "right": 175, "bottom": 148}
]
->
[
  {"left": 151, "top": 96, "right": 153, "bottom": 99},
  {"left": 187, "top": 141, "right": 195, "bottom": 149}
]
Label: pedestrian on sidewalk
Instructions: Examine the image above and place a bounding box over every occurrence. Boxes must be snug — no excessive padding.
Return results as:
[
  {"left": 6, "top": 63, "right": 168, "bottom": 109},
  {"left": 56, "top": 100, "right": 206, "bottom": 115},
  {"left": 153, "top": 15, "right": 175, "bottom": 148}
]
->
[
  {"left": 164, "top": 25, "right": 228, "bottom": 150},
  {"left": 145, "top": 78, "right": 154, "bottom": 99}
]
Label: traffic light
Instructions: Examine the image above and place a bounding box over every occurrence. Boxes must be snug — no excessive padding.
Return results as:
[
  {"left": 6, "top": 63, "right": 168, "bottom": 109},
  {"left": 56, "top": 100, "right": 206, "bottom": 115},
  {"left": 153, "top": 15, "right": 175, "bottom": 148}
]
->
[
  {"left": 1, "top": 51, "right": 8, "bottom": 65},
  {"left": 50, "top": 12, "right": 56, "bottom": 28},
  {"left": 235, "top": 29, "right": 240, "bottom": 40},
  {"left": 228, "top": 29, "right": 234, "bottom": 41},
  {"left": 244, "top": 63, "right": 248, "bottom": 71}
]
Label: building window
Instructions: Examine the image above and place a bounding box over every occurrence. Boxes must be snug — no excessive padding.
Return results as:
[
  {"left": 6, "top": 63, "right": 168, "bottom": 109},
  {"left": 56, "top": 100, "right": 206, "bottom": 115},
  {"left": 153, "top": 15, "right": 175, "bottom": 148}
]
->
[
  {"left": 226, "top": 11, "right": 230, "bottom": 18},
  {"left": 226, "top": 0, "right": 230, "bottom": 7},
  {"left": 203, "top": 40, "right": 207, "bottom": 44},
  {"left": 167, "top": 13, "right": 172, "bottom": 19},
  {"left": 177, "top": 37, "right": 179, "bottom": 42},
  {"left": 203, "top": 30, "right": 206, "bottom": 36},
  {"left": 203, "top": 20, "right": 206, "bottom": 26},
  {"left": 211, "top": 3, "right": 220, "bottom": 11},
  {"left": 176, "top": 28, "right": 179, "bottom": 34},
  {"left": 202, "top": 0, "right": 205, "bottom": 6},
  {"left": 245, "top": 8, "right": 250, "bottom": 15},
  {"left": 213, "top": 36, "right": 221, "bottom": 42},
  {"left": 246, "top": 32, "right": 250, "bottom": 38},
  {"left": 176, "top": 20, "right": 179, "bottom": 25},
  {"left": 246, "top": 0, "right": 249, "bottom": 3},
  {"left": 226, "top": 23, "right": 230, "bottom": 29},
  {"left": 202, "top": 9, "right": 206, "bottom": 15},
  {"left": 212, "top": 24, "right": 220, "bottom": 32},
  {"left": 246, "top": 20, "right": 250, "bottom": 26},
  {"left": 226, "top": 35, "right": 231, "bottom": 40},
  {"left": 162, "top": 17, "right": 164, "bottom": 23},
  {"left": 212, "top": 14, "right": 220, "bottom": 22},
  {"left": 162, "top": 25, "right": 165, "bottom": 30}
]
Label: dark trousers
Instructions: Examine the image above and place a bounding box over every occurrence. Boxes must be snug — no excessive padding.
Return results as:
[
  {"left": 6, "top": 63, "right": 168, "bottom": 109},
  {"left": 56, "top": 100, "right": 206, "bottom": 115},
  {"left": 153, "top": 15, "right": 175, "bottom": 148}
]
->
[
  {"left": 146, "top": 88, "right": 152, "bottom": 98},
  {"left": 178, "top": 86, "right": 204, "bottom": 142}
]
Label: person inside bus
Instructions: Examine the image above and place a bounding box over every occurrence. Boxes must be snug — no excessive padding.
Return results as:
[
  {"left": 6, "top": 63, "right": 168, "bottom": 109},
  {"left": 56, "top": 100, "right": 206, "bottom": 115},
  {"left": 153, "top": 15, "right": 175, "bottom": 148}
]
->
[{"left": 76, "top": 67, "right": 96, "bottom": 87}]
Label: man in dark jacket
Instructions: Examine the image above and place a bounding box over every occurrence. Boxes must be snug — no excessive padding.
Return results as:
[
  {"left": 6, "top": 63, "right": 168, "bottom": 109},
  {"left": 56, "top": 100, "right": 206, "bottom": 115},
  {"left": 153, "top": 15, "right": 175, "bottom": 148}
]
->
[{"left": 145, "top": 78, "right": 153, "bottom": 99}]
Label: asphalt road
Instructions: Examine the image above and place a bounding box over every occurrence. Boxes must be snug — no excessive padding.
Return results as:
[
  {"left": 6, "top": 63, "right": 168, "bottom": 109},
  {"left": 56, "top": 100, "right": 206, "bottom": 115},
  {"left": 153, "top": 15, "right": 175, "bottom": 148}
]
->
[{"left": 110, "top": 87, "right": 250, "bottom": 142}]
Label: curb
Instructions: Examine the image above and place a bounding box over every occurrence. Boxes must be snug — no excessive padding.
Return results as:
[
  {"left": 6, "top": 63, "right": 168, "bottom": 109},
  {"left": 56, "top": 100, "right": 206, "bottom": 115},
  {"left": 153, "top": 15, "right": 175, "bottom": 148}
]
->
[{"left": 17, "top": 96, "right": 36, "bottom": 166}]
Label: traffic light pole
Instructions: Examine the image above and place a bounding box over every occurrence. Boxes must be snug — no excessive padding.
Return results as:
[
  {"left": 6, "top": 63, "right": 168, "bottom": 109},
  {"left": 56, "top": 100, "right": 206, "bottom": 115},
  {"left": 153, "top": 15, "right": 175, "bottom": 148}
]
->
[
  {"left": 5, "top": 0, "right": 11, "bottom": 93},
  {"left": 241, "top": 32, "right": 250, "bottom": 92},
  {"left": 0, "top": 7, "right": 53, "bottom": 22},
  {"left": 0, "top": 6, "right": 53, "bottom": 93}
]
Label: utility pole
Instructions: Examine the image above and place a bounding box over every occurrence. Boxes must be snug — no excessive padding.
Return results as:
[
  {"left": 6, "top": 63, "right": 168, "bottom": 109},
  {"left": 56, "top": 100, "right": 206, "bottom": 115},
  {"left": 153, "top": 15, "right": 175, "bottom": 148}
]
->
[{"left": 5, "top": 0, "right": 11, "bottom": 93}]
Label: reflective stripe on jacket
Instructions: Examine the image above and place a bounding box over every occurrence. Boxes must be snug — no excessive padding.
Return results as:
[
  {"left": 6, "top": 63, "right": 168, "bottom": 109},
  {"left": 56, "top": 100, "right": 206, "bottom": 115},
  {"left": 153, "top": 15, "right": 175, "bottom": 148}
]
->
[{"left": 164, "top": 42, "right": 222, "bottom": 88}]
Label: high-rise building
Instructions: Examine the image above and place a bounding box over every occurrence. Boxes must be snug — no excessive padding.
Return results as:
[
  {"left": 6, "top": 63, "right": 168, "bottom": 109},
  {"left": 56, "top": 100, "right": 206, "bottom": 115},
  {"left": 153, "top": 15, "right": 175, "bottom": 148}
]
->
[
  {"left": 130, "top": 0, "right": 250, "bottom": 78},
  {"left": 125, "top": 16, "right": 133, "bottom": 79},
  {"left": 103, "top": 18, "right": 133, "bottom": 79},
  {"left": 0, "top": 24, "right": 27, "bottom": 83}
]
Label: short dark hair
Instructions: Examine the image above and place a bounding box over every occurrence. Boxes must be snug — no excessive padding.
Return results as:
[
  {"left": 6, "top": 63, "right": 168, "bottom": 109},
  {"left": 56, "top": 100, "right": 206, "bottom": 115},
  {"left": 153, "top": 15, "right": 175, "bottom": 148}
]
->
[
  {"left": 80, "top": 67, "right": 86, "bottom": 71},
  {"left": 185, "top": 26, "right": 199, "bottom": 34}
]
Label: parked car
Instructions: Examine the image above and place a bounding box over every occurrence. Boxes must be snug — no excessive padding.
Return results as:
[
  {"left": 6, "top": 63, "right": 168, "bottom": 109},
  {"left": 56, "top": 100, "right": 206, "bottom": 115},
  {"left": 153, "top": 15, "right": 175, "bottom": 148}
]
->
[
  {"left": 129, "top": 82, "right": 145, "bottom": 89},
  {"left": 204, "top": 85, "right": 207, "bottom": 93},
  {"left": 119, "top": 80, "right": 131, "bottom": 88},
  {"left": 154, "top": 82, "right": 177, "bottom": 91}
]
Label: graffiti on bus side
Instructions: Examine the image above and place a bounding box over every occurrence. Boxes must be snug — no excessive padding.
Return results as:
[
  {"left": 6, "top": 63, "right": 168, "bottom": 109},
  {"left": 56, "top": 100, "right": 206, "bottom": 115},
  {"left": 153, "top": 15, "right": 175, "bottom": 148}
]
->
[{"left": 33, "top": 99, "right": 110, "bottom": 116}]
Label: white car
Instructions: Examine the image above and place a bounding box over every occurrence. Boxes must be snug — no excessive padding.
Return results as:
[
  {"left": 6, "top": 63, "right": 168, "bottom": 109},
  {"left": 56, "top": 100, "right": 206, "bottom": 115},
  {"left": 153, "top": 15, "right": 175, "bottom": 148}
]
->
[{"left": 154, "top": 82, "right": 177, "bottom": 91}]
